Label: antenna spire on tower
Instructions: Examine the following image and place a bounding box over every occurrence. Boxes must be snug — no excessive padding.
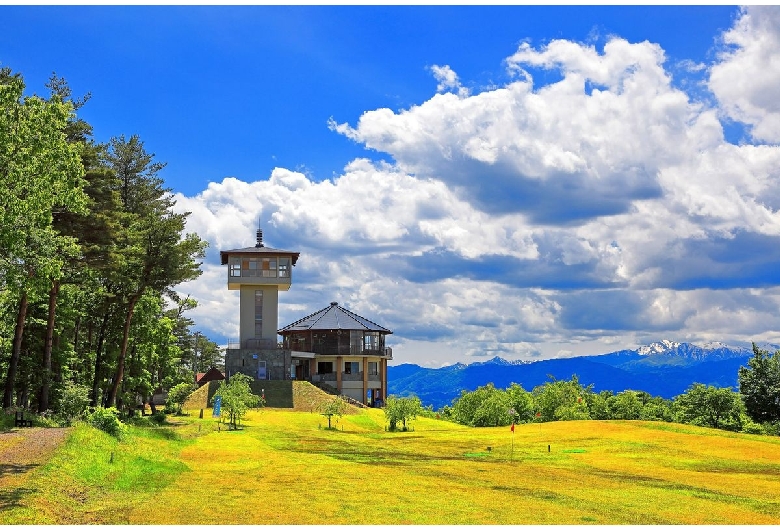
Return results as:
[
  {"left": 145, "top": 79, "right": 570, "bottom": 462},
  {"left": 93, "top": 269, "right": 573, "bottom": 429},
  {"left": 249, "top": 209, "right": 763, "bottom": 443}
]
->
[{"left": 256, "top": 217, "right": 264, "bottom": 248}]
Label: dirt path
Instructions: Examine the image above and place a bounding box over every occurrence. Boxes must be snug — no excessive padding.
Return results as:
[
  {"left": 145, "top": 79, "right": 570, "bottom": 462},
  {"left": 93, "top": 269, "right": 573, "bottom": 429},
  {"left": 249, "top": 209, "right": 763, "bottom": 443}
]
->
[{"left": 0, "top": 427, "right": 71, "bottom": 511}]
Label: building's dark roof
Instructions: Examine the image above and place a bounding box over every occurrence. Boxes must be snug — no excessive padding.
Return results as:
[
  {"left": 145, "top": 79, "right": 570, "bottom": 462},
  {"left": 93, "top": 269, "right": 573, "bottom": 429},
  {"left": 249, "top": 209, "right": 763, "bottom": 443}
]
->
[
  {"left": 220, "top": 245, "right": 300, "bottom": 266},
  {"left": 278, "top": 302, "right": 392, "bottom": 334},
  {"left": 195, "top": 367, "right": 225, "bottom": 385}
]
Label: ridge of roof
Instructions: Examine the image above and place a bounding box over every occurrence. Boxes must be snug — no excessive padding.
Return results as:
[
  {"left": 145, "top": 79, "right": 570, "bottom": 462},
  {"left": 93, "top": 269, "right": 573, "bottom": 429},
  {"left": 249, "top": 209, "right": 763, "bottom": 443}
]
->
[
  {"left": 335, "top": 304, "right": 391, "bottom": 333},
  {"left": 278, "top": 302, "right": 392, "bottom": 333}
]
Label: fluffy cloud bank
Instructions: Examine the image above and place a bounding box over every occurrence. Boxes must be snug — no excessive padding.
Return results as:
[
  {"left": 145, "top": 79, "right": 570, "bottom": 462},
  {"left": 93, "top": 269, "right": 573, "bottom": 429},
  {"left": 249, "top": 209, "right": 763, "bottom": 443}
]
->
[
  {"left": 709, "top": 6, "right": 780, "bottom": 144},
  {"left": 174, "top": 6, "right": 780, "bottom": 366}
]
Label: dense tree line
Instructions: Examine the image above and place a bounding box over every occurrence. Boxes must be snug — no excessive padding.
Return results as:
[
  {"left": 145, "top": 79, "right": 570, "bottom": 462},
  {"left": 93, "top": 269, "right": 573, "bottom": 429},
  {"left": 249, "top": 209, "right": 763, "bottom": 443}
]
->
[
  {"left": 1, "top": 68, "right": 220, "bottom": 421},
  {"left": 439, "top": 344, "right": 780, "bottom": 436}
]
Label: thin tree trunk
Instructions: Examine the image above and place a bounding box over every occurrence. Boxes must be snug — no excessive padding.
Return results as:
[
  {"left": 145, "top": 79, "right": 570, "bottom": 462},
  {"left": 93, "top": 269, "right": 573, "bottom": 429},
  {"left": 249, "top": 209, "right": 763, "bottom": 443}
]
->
[
  {"left": 72, "top": 314, "right": 81, "bottom": 357},
  {"left": 39, "top": 279, "right": 60, "bottom": 412},
  {"left": 90, "top": 311, "right": 110, "bottom": 407},
  {"left": 3, "top": 292, "right": 28, "bottom": 409},
  {"left": 107, "top": 293, "right": 140, "bottom": 408},
  {"left": 86, "top": 318, "right": 93, "bottom": 352}
]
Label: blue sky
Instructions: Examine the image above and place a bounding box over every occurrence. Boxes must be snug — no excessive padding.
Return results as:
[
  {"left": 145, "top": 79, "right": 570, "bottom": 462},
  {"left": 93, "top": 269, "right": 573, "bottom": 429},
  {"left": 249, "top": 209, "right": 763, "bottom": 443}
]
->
[{"left": 4, "top": 5, "right": 780, "bottom": 367}]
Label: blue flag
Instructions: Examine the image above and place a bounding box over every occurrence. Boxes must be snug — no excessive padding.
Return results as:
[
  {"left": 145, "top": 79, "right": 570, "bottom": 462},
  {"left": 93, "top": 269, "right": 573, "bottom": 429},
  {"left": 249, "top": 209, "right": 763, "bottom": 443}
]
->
[{"left": 213, "top": 395, "right": 222, "bottom": 418}]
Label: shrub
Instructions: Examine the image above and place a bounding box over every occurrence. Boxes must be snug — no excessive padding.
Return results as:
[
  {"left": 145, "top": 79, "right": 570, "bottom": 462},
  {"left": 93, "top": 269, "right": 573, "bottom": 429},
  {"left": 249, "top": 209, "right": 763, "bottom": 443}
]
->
[
  {"left": 760, "top": 421, "right": 780, "bottom": 436},
  {"left": 37, "top": 410, "right": 62, "bottom": 428},
  {"left": 740, "top": 417, "right": 766, "bottom": 435},
  {"left": 151, "top": 411, "right": 167, "bottom": 425},
  {"left": 85, "top": 407, "right": 127, "bottom": 439},
  {"left": 56, "top": 382, "right": 91, "bottom": 425}
]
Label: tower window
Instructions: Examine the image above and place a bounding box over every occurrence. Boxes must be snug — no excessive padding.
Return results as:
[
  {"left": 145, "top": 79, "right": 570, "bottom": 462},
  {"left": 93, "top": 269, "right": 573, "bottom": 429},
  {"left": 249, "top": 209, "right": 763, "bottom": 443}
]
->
[
  {"left": 229, "top": 259, "right": 241, "bottom": 277},
  {"left": 255, "top": 290, "right": 263, "bottom": 337},
  {"left": 279, "top": 257, "right": 290, "bottom": 278}
]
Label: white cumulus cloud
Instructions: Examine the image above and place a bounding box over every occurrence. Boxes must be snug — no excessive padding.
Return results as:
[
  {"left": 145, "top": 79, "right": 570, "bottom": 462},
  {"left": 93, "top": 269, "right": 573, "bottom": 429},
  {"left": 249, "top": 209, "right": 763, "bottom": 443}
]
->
[{"left": 174, "top": 10, "right": 780, "bottom": 366}]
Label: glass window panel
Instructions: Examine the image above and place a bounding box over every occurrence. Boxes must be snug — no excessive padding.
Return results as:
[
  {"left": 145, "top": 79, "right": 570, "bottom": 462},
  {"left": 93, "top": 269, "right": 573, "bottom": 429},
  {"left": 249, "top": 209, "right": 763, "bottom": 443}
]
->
[
  {"left": 364, "top": 332, "right": 378, "bottom": 350},
  {"left": 318, "top": 362, "right": 333, "bottom": 374},
  {"left": 279, "top": 258, "right": 290, "bottom": 278},
  {"left": 350, "top": 331, "right": 362, "bottom": 355},
  {"left": 344, "top": 361, "right": 360, "bottom": 374}
]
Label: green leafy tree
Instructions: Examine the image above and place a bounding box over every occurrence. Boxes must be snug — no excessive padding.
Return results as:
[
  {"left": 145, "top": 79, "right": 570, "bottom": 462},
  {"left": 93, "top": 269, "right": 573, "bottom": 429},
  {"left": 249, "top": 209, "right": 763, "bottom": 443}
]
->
[
  {"left": 738, "top": 343, "right": 780, "bottom": 425},
  {"left": 166, "top": 382, "right": 195, "bottom": 415},
  {"left": 452, "top": 384, "right": 502, "bottom": 426},
  {"left": 1, "top": 68, "right": 88, "bottom": 408},
  {"left": 37, "top": 74, "right": 96, "bottom": 413},
  {"left": 384, "top": 395, "right": 423, "bottom": 431},
  {"left": 473, "top": 389, "right": 512, "bottom": 427},
  {"left": 587, "top": 390, "right": 613, "bottom": 420},
  {"left": 639, "top": 396, "right": 674, "bottom": 422},
  {"left": 320, "top": 396, "right": 348, "bottom": 429},
  {"left": 505, "top": 383, "right": 534, "bottom": 423},
  {"left": 532, "top": 376, "right": 591, "bottom": 421},
  {"left": 213, "top": 373, "right": 262, "bottom": 430},
  {"left": 55, "top": 381, "right": 90, "bottom": 425},
  {"left": 673, "top": 383, "right": 745, "bottom": 431},
  {"left": 608, "top": 390, "right": 644, "bottom": 420},
  {"left": 122, "top": 291, "right": 186, "bottom": 415}
]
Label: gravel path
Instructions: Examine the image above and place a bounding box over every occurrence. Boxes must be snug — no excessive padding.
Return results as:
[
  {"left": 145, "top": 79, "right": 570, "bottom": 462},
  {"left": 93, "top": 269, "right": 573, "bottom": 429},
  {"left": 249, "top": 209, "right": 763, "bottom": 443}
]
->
[{"left": 0, "top": 427, "right": 71, "bottom": 489}]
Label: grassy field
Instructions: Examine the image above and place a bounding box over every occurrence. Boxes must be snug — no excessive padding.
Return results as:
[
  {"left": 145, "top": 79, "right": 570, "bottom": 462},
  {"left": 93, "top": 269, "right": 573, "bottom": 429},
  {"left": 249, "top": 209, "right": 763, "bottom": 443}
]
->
[{"left": 3, "top": 397, "right": 780, "bottom": 524}]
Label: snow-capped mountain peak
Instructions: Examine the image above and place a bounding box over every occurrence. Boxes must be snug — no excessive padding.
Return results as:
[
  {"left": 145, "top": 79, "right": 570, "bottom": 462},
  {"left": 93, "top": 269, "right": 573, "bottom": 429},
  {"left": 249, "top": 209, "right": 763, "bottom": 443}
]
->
[
  {"left": 633, "top": 340, "right": 752, "bottom": 361},
  {"left": 637, "top": 340, "right": 681, "bottom": 355}
]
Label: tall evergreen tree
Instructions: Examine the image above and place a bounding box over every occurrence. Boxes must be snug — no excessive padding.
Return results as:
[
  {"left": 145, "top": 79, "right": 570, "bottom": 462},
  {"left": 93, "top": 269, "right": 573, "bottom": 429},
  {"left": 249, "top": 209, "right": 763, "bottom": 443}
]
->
[{"left": 99, "top": 135, "right": 206, "bottom": 409}]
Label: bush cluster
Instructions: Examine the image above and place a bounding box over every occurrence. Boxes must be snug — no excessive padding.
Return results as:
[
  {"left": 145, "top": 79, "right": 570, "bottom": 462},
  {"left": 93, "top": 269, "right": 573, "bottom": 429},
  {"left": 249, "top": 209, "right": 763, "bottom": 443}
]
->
[
  {"left": 85, "top": 407, "right": 127, "bottom": 439},
  {"left": 442, "top": 377, "right": 779, "bottom": 436}
]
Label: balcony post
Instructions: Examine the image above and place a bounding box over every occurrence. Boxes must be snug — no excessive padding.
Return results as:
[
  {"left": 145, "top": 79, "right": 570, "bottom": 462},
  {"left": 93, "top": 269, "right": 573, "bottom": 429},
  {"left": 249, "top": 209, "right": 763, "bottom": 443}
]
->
[
  {"left": 362, "top": 357, "right": 369, "bottom": 405},
  {"left": 381, "top": 358, "right": 387, "bottom": 403},
  {"left": 336, "top": 355, "right": 342, "bottom": 393}
]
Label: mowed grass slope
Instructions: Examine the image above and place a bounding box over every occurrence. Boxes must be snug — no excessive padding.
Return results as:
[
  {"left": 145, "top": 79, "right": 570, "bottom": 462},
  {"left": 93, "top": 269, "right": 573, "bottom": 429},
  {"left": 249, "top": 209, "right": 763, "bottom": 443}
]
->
[
  {"left": 141, "top": 412, "right": 780, "bottom": 525},
  {"left": 4, "top": 393, "right": 780, "bottom": 524}
]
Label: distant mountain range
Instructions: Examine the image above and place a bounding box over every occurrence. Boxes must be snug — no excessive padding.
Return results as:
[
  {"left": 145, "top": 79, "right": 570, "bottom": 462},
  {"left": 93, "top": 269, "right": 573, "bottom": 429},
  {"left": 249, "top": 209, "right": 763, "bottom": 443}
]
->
[{"left": 387, "top": 340, "right": 778, "bottom": 409}]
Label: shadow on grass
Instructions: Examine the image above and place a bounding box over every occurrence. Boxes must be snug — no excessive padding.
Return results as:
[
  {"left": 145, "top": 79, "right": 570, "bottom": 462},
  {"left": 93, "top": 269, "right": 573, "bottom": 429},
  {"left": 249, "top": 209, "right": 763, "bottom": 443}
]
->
[
  {"left": 0, "top": 485, "right": 36, "bottom": 511},
  {"left": 0, "top": 463, "right": 38, "bottom": 479}
]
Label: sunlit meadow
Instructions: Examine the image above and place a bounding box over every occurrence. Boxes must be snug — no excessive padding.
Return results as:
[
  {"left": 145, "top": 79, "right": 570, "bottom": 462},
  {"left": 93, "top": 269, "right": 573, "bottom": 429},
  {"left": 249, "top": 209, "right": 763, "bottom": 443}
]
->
[{"left": 3, "top": 387, "right": 780, "bottom": 525}]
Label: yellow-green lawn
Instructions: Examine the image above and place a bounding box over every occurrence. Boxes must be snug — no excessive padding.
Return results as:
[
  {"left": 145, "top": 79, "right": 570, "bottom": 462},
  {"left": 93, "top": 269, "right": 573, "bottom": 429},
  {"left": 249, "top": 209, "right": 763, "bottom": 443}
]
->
[{"left": 4, "top": 405, "right": 780, "bottom": 525}]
